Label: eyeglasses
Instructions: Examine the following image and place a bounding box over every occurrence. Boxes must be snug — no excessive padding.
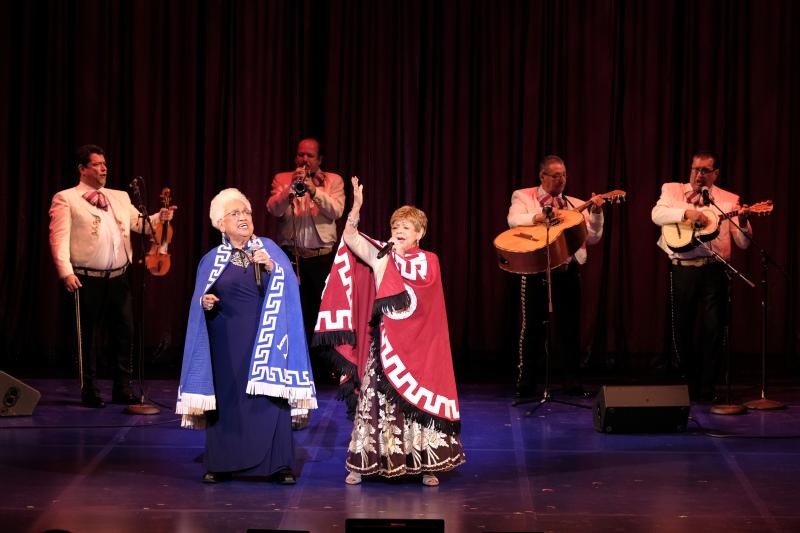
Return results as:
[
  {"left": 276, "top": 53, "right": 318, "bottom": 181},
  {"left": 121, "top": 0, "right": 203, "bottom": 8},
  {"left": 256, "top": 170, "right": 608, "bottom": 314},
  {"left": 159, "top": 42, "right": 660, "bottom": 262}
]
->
[
  {"left": 224, "top": 209, "right": 252, "bottom": 218},
  {"left": 691, "top": 167, "right": 716, "bottom": 175},
  {"left": 543, "top": 172, "right": 566, "bottom": 179}
]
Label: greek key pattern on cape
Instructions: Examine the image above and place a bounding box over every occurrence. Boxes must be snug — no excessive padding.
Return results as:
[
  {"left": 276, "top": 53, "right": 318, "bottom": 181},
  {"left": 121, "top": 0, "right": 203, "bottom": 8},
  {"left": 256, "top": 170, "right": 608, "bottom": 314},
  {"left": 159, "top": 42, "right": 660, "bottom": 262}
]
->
[
  {"left": 379, "top": 327, "right": 460, "bottom": 420},
  {"left": 204, "top": 246, "right": 231, "bottom": 292},
  {"left": 252, "top": 367, "right": 314, "bottom": 387},
  {"left": 394, "top": 252, "right": 428, "bottom": 281},
  {"left": 316, "top": 243, "right": 354, "bottom": 331},
  {"left": 250, "top": 263, "right": 290, "bottom": 380}
]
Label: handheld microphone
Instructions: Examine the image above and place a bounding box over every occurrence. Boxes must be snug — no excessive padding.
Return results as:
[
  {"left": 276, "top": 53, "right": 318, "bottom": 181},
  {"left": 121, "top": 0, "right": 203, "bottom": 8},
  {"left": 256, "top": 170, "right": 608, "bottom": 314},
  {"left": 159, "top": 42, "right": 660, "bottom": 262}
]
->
[
  {"left": 376, "top": 241, "right": 395, "bottom": 259},
  {"left": 251, "top": 239, "right": 263, "bottom": 289},
  {"left": 701, "top": 186, "right": 711, "bottom": 206}
]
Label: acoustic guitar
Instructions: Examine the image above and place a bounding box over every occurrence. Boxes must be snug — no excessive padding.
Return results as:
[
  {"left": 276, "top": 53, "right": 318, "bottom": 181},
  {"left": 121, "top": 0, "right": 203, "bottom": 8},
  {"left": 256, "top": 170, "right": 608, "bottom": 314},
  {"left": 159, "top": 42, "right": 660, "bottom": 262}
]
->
[
  {"left": 661, "top": 200, "right": 773, "bottom": 253},
  {"left": 494, "top": 190, "right": 626, "bottom": 275}
]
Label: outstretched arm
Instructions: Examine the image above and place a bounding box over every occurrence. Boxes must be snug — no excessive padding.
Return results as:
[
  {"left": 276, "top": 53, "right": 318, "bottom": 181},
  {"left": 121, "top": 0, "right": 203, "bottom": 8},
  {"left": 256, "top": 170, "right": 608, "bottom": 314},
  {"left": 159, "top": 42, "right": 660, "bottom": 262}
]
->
[{"left": 343, "top": 176, "right": 380, "bottom": 266}]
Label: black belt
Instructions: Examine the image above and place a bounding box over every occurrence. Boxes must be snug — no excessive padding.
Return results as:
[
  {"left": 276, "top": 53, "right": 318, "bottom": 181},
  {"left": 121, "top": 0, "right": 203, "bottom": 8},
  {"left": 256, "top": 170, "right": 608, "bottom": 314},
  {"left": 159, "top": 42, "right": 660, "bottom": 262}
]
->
[
  {"left": 282, "top": 246, "right": 334, "bottom": 259},
  {"left": 73, "top": 265, "right": 128, "bottom": 279},
  {"left": 530, "top": 261, "right": 576, "bottom": 276},
  {"left": 551, "top": 262, "right": 574, "bottom": 273},
  {"left": 671, "top": 257, "right": 717, "bottom": 267}
]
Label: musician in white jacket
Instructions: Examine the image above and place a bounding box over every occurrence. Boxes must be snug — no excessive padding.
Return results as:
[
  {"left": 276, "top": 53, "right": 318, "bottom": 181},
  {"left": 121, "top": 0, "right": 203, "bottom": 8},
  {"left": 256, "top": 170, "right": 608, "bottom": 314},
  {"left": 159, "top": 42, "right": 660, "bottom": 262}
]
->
[
  {"left": 506, "top": 155, "right": 605, "bottom": 399},
  {"left": 651, "top": 150, "right": 752, "bottom": 402},
  {"left": 49, "top": 145, "right": 175, "bottom": 407}
]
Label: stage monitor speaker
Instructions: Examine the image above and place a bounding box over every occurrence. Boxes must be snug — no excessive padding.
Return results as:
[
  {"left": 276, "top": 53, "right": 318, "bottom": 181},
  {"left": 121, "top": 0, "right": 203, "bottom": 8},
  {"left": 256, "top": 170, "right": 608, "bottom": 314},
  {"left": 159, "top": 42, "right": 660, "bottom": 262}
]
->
[
  {"left": 593, "top": 384, "right": 689, "bottom": 433},
  {"left": 0, "top": 371, "right": 41, "bottom": 417},
  {"left": 346, "top": 518, "right": 444, "bottom": 532}
]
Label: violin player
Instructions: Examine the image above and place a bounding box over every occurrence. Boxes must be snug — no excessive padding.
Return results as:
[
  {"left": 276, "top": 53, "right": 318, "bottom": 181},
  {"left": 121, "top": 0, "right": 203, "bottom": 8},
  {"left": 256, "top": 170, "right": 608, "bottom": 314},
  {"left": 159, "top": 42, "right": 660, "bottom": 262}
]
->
[{"left": 48, "top": 144, "right": 176, "bottom": 408}]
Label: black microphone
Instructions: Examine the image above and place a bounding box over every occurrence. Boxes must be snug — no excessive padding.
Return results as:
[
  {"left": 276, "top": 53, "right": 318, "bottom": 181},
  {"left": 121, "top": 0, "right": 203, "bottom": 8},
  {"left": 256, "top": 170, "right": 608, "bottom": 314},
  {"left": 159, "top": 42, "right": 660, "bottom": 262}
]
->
[
  {"left": 376, "top": 241, "right": 395, "bottom": 259},
  {"left": 542, "top": 204, "right": 554, "bottom": 221},
  {"left": 701, "top": 186, "right": 711, "bottom": 206},
  {"left": 251, "top": 240, "right": 263, "bottom": 289}
]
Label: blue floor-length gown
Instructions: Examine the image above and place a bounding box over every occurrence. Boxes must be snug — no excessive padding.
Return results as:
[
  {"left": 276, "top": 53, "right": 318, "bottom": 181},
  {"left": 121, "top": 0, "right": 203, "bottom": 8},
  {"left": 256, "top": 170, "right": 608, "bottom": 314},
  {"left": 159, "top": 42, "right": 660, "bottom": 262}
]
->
[{"left": 203, "top": 259, "right": 294, "bottom": 475}]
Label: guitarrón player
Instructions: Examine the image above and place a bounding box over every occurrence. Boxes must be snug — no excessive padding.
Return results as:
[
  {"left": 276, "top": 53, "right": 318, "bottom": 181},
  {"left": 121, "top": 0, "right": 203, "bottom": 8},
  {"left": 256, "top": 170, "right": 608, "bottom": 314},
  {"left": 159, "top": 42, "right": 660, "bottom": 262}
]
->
[
  {"left": 651, "top": 150, "right": 753, "bottom": 402},
  {"left": 506, "top": 155, "right": 606, "bottom": 399}
]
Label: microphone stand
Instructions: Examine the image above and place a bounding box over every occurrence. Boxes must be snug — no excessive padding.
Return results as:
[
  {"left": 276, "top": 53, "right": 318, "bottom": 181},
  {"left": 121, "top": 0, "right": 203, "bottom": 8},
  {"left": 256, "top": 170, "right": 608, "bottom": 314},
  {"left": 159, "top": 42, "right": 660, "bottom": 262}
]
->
[
  {"left": 288, "top": 197, "right": 302, "bottom": 284},
  {"left": 513, "top": 209, "right": 587, "bottom": 416},
  {"left": 127, "top": 177, "right": 160, "bottom": 415},
  {"left": 702, "top": 196, "right": 784, "bottom": 412},
  {"left": 745, "top": 249, "right": 787, "bottom": 410},
  {"left": 700, "top": 250, "right": 746, "bottom": 416}
]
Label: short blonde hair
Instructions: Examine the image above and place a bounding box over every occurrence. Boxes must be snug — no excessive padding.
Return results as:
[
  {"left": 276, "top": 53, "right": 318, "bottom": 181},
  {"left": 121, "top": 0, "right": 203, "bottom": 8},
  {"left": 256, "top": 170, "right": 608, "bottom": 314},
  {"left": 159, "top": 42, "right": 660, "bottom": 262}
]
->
[
  {"left": 390, "top": 205, "right": 428, "bottom": 240},
  {"left": 209, "top": 188, "right": 252, "bottom": 231}
]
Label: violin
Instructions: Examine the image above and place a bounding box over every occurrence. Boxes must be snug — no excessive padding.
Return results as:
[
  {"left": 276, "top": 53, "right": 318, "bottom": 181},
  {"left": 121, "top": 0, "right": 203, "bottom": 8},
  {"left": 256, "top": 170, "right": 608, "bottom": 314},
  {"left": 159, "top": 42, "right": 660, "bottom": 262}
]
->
[{"left": 145, "top": 188, "right": 173, "bottom": 276}]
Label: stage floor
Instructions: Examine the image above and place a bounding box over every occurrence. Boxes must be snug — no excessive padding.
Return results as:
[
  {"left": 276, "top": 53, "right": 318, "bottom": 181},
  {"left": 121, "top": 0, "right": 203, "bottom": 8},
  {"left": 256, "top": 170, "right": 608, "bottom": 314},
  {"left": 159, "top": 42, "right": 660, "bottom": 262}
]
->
[{"left": 1, "top": 380, "right": 799, "bottom": 533}]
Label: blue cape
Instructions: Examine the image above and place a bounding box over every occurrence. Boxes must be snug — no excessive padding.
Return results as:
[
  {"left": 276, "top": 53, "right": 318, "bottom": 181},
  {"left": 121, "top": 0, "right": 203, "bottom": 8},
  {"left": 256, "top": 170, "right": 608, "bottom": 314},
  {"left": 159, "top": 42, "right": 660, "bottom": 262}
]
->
[{"left": 176, "top": 235, "right": 316, "bottom": 428}]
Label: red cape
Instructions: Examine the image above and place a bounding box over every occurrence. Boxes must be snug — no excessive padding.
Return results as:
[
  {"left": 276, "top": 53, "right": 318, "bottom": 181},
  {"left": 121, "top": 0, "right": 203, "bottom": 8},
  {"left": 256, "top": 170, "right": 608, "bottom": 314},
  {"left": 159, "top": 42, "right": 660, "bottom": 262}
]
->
[{"left": 314, "top": 235, "right": 461, "bottom": 432}]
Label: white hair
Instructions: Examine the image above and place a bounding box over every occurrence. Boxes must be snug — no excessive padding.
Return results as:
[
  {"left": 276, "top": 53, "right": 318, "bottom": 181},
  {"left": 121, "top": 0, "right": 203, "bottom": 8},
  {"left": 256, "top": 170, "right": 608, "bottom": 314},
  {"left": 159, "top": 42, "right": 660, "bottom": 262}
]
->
[{"left": 209, "top": 188, "right": 252, "bottom": 231}]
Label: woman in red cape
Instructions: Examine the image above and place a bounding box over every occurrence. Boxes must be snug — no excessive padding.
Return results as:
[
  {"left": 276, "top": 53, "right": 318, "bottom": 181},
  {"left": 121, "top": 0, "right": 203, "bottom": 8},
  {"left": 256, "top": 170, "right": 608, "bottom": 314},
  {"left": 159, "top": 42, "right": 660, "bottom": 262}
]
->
[{"left": 314, "top": 177, "right": 465, "bottom": 486}]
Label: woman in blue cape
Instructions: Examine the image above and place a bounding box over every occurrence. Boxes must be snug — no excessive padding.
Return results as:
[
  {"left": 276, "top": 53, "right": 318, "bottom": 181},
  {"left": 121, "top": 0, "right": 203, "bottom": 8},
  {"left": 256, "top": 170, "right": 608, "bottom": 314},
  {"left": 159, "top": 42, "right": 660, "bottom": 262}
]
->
[{"left": 177, "top": 188, "right": 317, "bottom": 484}]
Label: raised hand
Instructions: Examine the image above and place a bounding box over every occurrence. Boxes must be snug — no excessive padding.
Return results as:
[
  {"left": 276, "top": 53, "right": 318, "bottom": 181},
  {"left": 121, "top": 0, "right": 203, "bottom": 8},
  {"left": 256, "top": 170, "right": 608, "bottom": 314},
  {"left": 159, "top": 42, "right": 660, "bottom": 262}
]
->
[
  {"left": 351, "top": 176, "right": 363, "bottom": 212},
  {"left": 345, "top": 176, "right": 363, "bottom": 235}
]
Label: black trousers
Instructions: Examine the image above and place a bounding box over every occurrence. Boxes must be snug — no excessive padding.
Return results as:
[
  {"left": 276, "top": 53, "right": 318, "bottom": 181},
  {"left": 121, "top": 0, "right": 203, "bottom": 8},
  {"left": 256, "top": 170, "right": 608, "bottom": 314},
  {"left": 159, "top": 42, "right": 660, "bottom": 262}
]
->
[
  {"left": 282, "top": 248, "right": 337, "bottom": 382},
  {"left": 517, "top": 261, "right": 582, "bottom": 394},
  {"left": 669, "top": 262, "right": 728, "bottom": 399},
  {"left": 74, "top": 272, "right": 134, "bottom": 392}
]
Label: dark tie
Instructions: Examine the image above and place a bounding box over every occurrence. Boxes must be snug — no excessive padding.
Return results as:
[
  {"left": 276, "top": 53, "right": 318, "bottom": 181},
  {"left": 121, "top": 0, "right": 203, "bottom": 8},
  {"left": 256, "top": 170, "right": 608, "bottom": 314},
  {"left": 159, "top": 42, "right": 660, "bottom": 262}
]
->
[{"left": 83, "top": 190, "right": 108, "bottom": 210}]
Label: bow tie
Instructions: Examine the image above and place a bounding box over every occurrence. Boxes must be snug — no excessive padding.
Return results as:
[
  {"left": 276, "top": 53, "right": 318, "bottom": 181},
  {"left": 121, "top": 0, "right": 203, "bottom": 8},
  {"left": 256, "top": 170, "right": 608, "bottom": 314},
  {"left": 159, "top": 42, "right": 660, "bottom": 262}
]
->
[
  {"left": 538, "top": 192, "right": 566, "bottom": 209},
  {"left": 83, "top": 190, "right": 108, "bottom": 210},
  {"left": 310, "top": 172, "right": 325, "bottom": 187},
  {"left": 685, "top": 189, "right": 709, "bottom": 206}
]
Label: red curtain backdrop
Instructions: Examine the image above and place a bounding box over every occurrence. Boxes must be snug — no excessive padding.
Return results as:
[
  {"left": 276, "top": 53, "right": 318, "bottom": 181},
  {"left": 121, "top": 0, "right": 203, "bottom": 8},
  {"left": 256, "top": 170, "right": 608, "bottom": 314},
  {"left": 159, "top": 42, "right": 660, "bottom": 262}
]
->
[{"left": 1, "top": 0, "right": 798, "bottom": 381}]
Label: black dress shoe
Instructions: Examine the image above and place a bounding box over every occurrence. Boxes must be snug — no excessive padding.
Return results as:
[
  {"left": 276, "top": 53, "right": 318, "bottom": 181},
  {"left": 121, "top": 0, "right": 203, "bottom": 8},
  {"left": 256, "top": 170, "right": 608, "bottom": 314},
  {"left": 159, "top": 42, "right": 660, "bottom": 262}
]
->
[
  {"left": 202, "top": 472, "right": 232, "bottom": 484},
  {"left": 562, "top": 385, "right": 588, "bottom": 397},
  {"left": 81, "top": 391, "right": 106, "bottom": 408},
  {"left": 273, "top": 469, "right": 296, "bottom": 485},
  {"left": 515, "top": 387, "right": 535, "bottom": 399},
  {"left": 291, "top": 412, "right": 310, "bottom": 430},
  {"left": 112, "top": 390, "right": 140, "bottom": 405}
]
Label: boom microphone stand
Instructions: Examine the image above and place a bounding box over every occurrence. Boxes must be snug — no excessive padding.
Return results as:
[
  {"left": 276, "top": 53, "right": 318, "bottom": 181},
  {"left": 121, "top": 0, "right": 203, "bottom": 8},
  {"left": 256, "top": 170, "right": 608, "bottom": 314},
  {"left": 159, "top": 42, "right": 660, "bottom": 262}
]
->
[
  {"left": 701, "top": 193, "right": 783, "bottom": 411},
  {"left": 513, "top": 206, "right": 587, "bottom": 416},
  {"left": 127, "top": 177, "right": 160, "bottom": 415},
  {"left": 690, "top": 209, "right": 751, "bottom": 415}
]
